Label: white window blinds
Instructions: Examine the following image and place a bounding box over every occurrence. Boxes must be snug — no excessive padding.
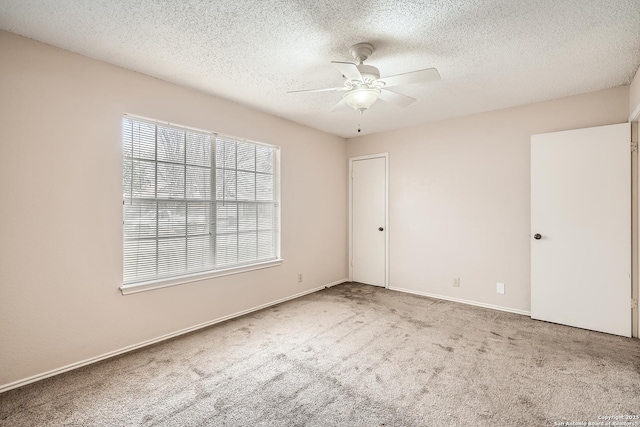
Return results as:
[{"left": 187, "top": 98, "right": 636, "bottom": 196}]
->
[{"left": 122, "top": 116, "right": 279, "bottom": 285}]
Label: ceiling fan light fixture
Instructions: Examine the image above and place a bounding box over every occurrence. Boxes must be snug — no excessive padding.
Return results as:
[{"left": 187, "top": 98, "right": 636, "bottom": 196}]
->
[{"left": 343, "top": 87, "right": 380, "bottom": 113}]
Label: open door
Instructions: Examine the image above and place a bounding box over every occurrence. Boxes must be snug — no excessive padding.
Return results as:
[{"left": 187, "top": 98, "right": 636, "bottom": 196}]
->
[{"left": 531, "top": 123, "right": 631, "bottom": 337}]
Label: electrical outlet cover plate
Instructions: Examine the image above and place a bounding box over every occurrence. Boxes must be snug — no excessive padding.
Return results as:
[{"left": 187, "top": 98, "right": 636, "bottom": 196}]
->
[{"left": 496, "top": 282, "right": 505, "bottom": 294}]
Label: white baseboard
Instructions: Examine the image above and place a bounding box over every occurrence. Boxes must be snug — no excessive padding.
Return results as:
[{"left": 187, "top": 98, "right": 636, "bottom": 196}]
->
[
  {"left": 325, "top": 278, "right": 349, "bottom": 288},
  {"left": 0, "top": 278, "right": 349, "bottom": 394},
  {"left": 388, "top": 286, "right": 531, "bottom": 316}
]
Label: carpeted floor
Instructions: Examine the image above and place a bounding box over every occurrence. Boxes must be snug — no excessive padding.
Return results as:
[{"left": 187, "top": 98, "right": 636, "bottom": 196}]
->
[{"left": 1, "top": 282, "right": 639, "bottom": 426}]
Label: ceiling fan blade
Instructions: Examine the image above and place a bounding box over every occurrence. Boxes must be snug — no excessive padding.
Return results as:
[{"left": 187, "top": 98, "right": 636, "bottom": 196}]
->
[
  {"left": 378, "top": 68, "right": 440, "bottom": 88},
  {"left": 330, "top": 98, "right": 351, "bottom": 112},
  {"left": 331, "top": 61, "right": 363, "bottom": 82},
  {"left": 287, "top": 86, "right": 348, "bottom": 94},
  {"left": 378, "top": 89, "right": 416, "bottom": 107}
]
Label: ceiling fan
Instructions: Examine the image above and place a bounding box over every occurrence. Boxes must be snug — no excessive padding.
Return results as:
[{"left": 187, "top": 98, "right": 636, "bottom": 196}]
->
[{"left": 288, "top": 43, "right": 441, "bottom": 114}]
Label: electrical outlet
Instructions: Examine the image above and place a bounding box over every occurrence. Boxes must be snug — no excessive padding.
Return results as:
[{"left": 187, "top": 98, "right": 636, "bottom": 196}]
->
[
  {"left": 298, "top": 273, "right": 303, "bottom": 283},
  {"left": 453, "top": 277, "right": 460, "bottom": 287},
  {"left": 496, "top": 282, "right": 505, "bottom": 294}
]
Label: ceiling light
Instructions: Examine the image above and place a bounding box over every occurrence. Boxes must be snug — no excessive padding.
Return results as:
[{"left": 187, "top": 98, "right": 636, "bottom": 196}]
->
[{"left": 343, "top": 88, "right": 380, "bottom": 113}]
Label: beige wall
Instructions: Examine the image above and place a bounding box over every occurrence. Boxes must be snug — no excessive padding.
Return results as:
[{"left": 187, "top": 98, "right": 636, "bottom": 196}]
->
[
  {"left": 347, "top": 86, "right": 630, "bottom": 313},
  {"left": 0, "top": 31, "right": 348, "bottom": 388},
  {"left": 631, "top": 69, "right": 640, "bottom": 120}
]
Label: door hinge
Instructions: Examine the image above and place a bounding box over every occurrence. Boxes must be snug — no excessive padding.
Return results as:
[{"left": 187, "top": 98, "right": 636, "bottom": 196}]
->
[
  {"left": 632, "top": 299, "right": 638, "bottom": 310},
  {"left": 631, "top": 141, "right": 638, "bottom": 152}
]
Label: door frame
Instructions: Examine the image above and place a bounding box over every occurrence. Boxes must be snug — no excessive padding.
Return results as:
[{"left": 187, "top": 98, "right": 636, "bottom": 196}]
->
[
  {"left": 349, "top": 153, "right": 389, "bottom": 287},
  {"left": 631, "top": 108, "right": 640, "bottom": 338}
]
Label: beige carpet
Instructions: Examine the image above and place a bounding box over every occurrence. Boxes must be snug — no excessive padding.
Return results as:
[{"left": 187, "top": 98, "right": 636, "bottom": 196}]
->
[{"left": 1, "top": 282, "right": 639, "bottom": 426}]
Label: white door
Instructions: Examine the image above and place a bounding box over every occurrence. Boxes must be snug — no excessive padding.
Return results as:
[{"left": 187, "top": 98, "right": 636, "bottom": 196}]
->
[
  {"left": 531, "top": 123, "right": 631, "bottom": 337},
  {"left": 350, "top": 154, "right": 388, "bottom": 287}
]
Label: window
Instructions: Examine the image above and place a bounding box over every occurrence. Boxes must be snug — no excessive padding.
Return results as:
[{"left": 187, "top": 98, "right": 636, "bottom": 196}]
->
[{"left": 122, "top": 115, "right": 280, "bottom": 289}]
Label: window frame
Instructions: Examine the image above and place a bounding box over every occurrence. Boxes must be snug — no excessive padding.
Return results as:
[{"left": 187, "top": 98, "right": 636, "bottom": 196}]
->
[{"left": 119, "top": 114, "right": 282, "bottom": 295}]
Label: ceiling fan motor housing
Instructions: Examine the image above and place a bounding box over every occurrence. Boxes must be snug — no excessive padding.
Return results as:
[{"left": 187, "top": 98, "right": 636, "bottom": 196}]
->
[{"left": 357, "top": 64, "right": 380, "bottom": 83}]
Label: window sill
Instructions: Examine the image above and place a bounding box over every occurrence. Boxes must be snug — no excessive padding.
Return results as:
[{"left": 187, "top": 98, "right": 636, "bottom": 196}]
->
[{"left": 120, "top": 259, "right": 284, "bottom": 295}]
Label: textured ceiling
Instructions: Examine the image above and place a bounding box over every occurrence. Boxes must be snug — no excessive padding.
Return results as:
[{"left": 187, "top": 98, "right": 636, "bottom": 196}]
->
[{"left": 1, "top": 0, "right": 639, "bottom": 138}]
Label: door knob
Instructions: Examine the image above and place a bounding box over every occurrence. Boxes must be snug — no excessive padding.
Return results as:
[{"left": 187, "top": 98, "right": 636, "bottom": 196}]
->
[
  {"left": 378, "top": 227, "right": 384, "bottom": 231},
  {"left": 534, "top": 234, "right": 542, "bottom": 240}
]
